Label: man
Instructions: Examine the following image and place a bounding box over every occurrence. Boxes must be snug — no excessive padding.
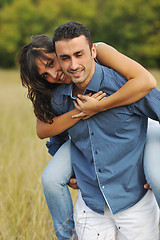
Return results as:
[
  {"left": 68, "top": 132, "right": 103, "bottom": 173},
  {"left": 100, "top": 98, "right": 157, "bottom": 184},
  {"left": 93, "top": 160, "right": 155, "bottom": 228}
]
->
[{"left": 51, "top": 21, "right": 159, "bottom": 239}]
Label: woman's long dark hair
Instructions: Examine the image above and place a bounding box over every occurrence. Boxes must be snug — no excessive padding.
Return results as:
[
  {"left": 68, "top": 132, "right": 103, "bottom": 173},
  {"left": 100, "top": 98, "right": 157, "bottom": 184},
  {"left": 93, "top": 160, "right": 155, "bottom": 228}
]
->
[{"left": 18, "top": 35, "right": 57, "bottom": 123}]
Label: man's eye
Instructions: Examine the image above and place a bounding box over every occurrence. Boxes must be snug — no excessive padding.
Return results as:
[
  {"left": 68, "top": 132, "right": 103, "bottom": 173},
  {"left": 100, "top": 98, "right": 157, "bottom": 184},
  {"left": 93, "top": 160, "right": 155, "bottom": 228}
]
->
[
  {"left": 76, "top": 54, "right": 82, "bottom": 57},
  {"left": 61, "top": 56, "right": 69, "bottom": 61}
]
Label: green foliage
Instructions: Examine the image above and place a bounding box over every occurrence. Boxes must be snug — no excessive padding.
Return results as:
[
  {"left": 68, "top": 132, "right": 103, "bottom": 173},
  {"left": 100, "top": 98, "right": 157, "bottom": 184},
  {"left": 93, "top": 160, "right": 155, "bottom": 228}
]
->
[
  {"left": 0, "top": 0, "right": 159, "bottom": 68},
  {"left": 90, "top": 0, "right": 160, "bottom": 67},
  {"left": 0, "top": 0, "right": 14, "bottom": 8}
]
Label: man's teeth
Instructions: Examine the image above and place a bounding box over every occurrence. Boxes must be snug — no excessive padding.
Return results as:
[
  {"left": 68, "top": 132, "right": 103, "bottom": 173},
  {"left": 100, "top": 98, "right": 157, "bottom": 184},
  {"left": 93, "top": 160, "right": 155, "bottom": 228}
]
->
[{"left": 71, "top": 70, "right": 82, "bottom": 74}]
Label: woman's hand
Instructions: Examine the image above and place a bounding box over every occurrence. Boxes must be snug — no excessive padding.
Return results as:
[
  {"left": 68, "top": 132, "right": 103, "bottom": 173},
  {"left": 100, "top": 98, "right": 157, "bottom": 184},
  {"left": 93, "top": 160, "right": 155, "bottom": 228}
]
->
[{"left": 72, "top": 91, "right": 106, "bottom": 118}]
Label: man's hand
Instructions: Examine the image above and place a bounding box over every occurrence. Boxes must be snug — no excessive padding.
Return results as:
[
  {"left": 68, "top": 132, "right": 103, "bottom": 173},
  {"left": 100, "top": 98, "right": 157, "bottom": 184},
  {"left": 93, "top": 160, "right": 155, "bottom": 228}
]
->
[
  {"left": 144, "top": 182, "right": 152, "bottom": 191},
  {"left": 68, "top": 178, "right": 79, "bottom": 190}
]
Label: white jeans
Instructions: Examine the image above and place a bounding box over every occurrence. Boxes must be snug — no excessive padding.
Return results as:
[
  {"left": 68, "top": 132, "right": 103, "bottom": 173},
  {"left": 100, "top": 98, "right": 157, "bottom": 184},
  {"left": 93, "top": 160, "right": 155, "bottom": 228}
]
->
[{"left": 74, "top": 190, "right": 159, "bottom": 240}]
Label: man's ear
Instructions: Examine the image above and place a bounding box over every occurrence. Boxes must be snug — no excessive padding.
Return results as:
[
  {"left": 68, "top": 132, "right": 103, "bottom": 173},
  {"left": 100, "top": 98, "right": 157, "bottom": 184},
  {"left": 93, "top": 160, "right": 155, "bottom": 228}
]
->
[{"left": 92, "top": 44, "right": 97, "bottom": 59}]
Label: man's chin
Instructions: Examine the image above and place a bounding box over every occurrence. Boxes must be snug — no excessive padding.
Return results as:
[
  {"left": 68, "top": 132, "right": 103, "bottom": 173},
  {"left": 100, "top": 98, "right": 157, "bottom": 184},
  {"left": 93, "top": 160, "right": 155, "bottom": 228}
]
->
[{"left": 71, "top": 77, "right": 86, "bottom": 84}]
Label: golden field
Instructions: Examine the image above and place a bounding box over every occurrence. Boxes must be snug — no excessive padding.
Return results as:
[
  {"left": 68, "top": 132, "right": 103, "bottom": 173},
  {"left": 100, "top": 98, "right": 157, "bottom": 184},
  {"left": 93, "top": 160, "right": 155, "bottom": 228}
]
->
[{"left": 0, "top": 69, "right": 159, "bottom": 239}]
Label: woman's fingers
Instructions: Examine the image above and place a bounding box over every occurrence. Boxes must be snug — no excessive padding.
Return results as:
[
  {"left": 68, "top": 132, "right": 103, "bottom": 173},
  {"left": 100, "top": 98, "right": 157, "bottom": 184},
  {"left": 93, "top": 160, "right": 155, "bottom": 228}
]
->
[
  {"left": 72, "top": 112, "right": 86, "bottom": 118},
  {"left": 78, "top": 91, "right": 106, "bottom": 101},
  {"left": 73, "top": 100, "right": 81, "bottom": 110}
]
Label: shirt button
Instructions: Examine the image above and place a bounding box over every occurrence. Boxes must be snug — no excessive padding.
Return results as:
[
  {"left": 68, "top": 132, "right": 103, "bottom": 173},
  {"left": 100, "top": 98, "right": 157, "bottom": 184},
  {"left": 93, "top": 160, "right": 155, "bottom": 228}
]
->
[
  {"left": 98, "top": 169, "right": 102, "bottom": 173},
  {"left": 102, "top": 186, "right": 105, "bottom": 189},
  {"left": 91, "top": 132, "right": 94, "bottom": 136},
  {"left": 95, "top": 150, "right": 98, "bottom": 154}
]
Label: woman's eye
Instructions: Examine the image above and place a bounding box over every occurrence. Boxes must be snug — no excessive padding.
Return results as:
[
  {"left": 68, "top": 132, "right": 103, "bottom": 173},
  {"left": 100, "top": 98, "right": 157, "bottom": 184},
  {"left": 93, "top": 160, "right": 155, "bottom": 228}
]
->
[
  {"left": 41, "top": 72, "right": 48, "bottom": 79},
  {"left": 49, "top": 60, "right": 54, "bottom": 67}
]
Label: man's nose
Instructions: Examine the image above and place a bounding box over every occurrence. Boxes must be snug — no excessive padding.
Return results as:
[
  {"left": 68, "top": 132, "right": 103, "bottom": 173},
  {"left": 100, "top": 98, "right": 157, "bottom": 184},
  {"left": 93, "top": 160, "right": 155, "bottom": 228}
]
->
[{"left": 70, "top": 58, "right": 78, "bottom": 70}]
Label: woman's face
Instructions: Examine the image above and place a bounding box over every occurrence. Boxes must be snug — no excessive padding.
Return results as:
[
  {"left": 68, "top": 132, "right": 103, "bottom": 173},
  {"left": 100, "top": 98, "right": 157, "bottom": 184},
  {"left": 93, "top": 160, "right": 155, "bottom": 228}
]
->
[{"left": 36, "top": 52, "right": 71, "bottom": 84}]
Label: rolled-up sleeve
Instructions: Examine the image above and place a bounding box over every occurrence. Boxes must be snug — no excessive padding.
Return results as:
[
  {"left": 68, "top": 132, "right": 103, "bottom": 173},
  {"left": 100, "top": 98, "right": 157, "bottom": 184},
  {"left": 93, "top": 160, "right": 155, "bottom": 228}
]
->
[{"left": 131, "top": 87, "right": 160, "bottom": 122}]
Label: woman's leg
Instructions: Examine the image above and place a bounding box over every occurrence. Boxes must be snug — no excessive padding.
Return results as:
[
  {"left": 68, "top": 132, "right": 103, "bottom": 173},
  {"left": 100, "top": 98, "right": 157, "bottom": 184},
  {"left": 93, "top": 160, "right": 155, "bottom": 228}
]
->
[
  {"left": 41, "top": 140, "right": 77, "bottom": 240},
  {"left": 144, "top": 121, "right": 160, "bottom": 208}
]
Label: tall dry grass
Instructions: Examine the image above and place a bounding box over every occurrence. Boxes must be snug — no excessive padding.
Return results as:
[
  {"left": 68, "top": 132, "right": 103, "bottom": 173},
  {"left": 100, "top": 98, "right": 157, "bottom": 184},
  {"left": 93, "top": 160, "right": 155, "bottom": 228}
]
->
[
  {"left": 0, "top": 69, "right": 76, "bottom": 239},
  {"left": 0, "top": 69, "right": 159, "bottom": 239}
]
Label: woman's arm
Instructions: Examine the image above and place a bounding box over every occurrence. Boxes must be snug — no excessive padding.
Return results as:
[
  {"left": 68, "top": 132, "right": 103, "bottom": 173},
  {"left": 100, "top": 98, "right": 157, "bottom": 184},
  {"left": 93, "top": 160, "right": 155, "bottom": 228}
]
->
[
  {"left": 96, "top": 42, "right": 156, "bottom": 91},
  {"left": 37, "top": 92, "right": 106, "bottom": 139},
  {"left": 73, "top": 43, "right": 157, "bottom": 116},
  {"left": 37, "top": 43, "right": 157, "bottom": 138},
  {"left": 37, "top": 108, "right": 82, "bottom": 139}
]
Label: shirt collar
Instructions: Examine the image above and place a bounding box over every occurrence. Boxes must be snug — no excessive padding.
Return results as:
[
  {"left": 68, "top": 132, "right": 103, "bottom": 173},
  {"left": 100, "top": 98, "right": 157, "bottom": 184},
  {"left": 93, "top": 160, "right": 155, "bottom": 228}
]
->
[
  {"left": 85, "top": 62, "right": 103, "bottom": 94},
  {"left": 62, "top": 62, "right": 103, "bottom": 98},
  {"left": 62, "top": 83, "right": 73, "bottom": 97}
]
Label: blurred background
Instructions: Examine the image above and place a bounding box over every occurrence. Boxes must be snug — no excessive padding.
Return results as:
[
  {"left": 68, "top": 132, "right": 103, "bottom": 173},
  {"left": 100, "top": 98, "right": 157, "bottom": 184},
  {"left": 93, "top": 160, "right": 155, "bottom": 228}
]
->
[
  {"left": 0, "top": 0, "right": 160, "bottom": 239},
  {"left": 0, "top": 0, "right": 160, "bottom": 69}
]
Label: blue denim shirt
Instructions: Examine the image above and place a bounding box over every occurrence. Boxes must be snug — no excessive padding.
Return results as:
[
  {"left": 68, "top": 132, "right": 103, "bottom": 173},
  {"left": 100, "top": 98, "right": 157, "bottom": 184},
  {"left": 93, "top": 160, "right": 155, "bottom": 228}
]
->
[{"left": 51, "top": 63, "right": 160, "bottom": 215}]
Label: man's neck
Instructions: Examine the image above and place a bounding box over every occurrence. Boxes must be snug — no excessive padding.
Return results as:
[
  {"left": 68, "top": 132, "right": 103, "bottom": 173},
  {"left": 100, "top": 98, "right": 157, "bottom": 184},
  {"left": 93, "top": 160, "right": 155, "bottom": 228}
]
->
[{"left": 72, "top": 84, "right": 84, "bottom": 95}]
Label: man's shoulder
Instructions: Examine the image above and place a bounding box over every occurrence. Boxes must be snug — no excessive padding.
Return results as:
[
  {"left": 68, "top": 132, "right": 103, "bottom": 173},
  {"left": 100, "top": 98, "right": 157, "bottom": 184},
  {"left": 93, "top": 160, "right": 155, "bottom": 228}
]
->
[
  {"left": 100, "top": 64, "right": 127, "bottom": 88},
  {"left": 96, "top": 62, "right": 126, "bottom": 81},
  {"left": 101, "top": 64, "right": 122, "bottom": 76}
]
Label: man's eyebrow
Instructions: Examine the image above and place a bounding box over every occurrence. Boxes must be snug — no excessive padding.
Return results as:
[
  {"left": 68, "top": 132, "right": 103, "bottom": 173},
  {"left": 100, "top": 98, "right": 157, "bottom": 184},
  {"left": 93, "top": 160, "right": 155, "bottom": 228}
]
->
[
  {"left": 75, "top": 50, "right": 83, "bottom": 55},
  {"left": 59, "top": 50, "right": 84, "bottom": 58},
  {"left": 59, "top": 54, "right": 69, "bottom": 58}
]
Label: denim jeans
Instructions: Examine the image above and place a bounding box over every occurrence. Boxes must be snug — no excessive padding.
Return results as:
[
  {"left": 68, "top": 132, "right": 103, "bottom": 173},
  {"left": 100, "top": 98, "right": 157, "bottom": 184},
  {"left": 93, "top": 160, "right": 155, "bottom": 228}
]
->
[
  {"left": 144, "top": 119, "right": 160, "bottom": 208},
  {"left": 41, "top": 140, "right": 77, "bottom": 240}
]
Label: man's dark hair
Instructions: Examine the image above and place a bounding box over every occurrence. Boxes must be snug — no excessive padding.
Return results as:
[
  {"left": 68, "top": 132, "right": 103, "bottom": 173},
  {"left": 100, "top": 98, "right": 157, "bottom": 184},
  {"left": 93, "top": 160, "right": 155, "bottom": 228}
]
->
[{"left": 53, "top": 21, "right": 93, "bottom": 50}]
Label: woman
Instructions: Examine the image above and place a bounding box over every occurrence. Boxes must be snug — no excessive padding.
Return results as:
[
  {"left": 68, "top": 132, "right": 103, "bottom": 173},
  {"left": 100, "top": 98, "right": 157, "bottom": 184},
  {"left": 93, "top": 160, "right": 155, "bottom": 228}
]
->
[{"left": 18, "top": 35, "right": 158, "bottom": 240}]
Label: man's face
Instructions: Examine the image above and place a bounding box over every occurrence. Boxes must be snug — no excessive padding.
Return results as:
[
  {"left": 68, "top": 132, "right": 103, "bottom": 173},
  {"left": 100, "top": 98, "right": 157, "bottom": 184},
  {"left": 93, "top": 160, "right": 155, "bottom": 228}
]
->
[
  {"left": 36, "top": 52, "right": 71, "bottom": 84},
  {"left": 55, "top": 35, "right": 96, "bottom": 88}
]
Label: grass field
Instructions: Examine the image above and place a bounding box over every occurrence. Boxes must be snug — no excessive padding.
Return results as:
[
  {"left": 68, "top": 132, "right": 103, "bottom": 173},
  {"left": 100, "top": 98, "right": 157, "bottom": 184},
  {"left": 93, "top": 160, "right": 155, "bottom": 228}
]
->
[{"left": 0, "top": 69, "right": 160, "bottom": 239}]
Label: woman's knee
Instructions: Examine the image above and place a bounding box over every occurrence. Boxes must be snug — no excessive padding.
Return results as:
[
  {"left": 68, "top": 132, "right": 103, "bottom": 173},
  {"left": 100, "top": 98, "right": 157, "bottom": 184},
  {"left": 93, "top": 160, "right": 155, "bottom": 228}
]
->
[
  {"left": 41, "top": 163, "right": 73, "bottom": 193},
  {"left": 41, "top": 166, "right": 65, "bottom": 188},
  {"left": 41, "top": 140, "right": 73, "bottom": 190},
  {"left": 41, "top": 168, "right": 55, "bottom": 190}
]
